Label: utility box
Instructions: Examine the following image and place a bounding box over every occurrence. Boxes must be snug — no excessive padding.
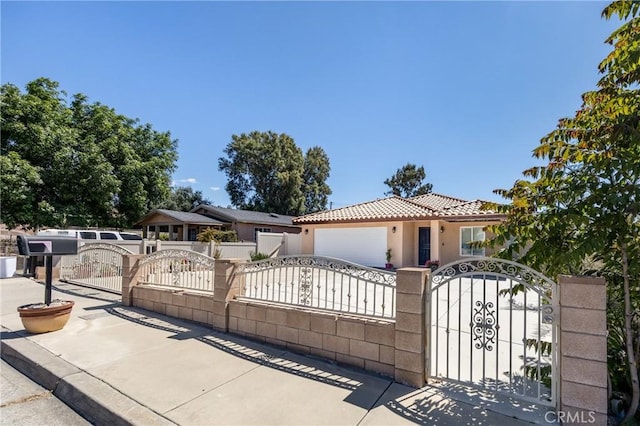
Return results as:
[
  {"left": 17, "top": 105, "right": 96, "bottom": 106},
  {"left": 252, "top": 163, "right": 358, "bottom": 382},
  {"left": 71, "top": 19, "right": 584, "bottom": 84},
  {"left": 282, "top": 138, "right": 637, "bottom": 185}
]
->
[{"left": 16, "top": 235, "right": 78, "bottom": 256}]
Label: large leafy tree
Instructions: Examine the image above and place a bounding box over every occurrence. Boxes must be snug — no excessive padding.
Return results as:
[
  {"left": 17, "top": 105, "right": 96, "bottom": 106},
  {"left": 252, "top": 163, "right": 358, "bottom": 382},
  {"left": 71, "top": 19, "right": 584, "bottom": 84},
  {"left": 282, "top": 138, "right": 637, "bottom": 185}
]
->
[
  {"left": 218, "top": 131, "right": 332, "bottom": 216},
  {"left": 1, "top": 78, "right": 178, "bottom": 229},
  {"left": 302, "top": 146, "right": 332, "bottom": 213},
  {"left": 156, "top": 186, "right": 211, "bottom": 212},
  {"left": 487, "top": 1, "right": 639, "bottom": 421},
  {"left": 0, "top": 152, "right": 43, "bottom": 229},
  {"left": 384, "top": 163, "right": 433, "bottom": 198}
]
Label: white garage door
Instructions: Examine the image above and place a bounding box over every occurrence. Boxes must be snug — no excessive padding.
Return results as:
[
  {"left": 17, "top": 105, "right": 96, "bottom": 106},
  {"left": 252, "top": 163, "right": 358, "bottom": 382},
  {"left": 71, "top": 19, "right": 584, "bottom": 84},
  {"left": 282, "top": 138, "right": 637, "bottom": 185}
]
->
[{"left": 314, "top": 227, "right": 387, "bottom": 266}]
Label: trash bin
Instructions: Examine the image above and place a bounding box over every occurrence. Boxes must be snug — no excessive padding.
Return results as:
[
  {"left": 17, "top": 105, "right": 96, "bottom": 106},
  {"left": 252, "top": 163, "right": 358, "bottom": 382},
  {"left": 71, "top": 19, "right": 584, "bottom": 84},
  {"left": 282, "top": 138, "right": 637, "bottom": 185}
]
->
[{"left": 0, "top": 256, "right": 17, "bottom": 278}]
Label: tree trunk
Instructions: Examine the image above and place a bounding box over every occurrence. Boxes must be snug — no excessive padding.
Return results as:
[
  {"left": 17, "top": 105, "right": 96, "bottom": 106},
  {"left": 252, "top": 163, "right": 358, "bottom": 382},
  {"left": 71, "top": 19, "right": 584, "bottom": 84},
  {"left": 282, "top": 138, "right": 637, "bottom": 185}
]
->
[{"left": 621, "top": 243, "right": 639, "bottom": 423}]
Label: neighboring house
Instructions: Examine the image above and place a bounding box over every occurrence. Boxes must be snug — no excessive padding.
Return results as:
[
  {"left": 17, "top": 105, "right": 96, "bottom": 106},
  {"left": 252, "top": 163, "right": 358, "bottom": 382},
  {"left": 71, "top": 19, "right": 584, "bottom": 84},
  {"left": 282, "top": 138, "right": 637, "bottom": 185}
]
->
[
  {"left": 293, "top": 193, "right": 505, "bottom": 268},
  {"left": 191, "top": 205, "right": 301, "bottom": 242},
  {"left": 135, "top": 207, "right": 301, "bottom": 242},
  {"left": 135, "top": 209, "right": 227, "bottom": 241}
]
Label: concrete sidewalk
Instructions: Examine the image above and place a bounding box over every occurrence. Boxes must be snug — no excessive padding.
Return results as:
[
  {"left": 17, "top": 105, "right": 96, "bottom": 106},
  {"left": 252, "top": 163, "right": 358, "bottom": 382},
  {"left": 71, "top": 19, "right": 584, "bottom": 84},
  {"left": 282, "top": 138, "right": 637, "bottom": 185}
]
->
[{"left": 0, "top": 277, "right": 543, "bottom": 425}]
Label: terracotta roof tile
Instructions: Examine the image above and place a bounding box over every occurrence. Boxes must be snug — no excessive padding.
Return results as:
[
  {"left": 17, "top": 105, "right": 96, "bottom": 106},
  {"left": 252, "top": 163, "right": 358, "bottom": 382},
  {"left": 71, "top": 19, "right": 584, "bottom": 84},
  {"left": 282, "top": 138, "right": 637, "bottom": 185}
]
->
[
  {"left": 293, "top": 193, "right": 504, "bottom": 224},
  {"left": 408, "top": 193, "right": 467, "bottom": 210},
  {"left": 294, "top": 196, "right": 437, "bottom": 224},
  {"left": 439, "top": 200, "right": 499, "bottom": 216}
]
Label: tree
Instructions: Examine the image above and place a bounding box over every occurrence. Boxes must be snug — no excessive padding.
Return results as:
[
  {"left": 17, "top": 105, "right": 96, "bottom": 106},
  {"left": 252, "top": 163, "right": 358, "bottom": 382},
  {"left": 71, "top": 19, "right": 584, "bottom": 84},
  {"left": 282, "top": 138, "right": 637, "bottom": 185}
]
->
[
  {"left": 218, "top": 131, "right": 332, "bottom": 216},
  {"left": 486, "top": 2, "right": 639, "bottom": 421},
  {"left": 0, "top": 78, "right": 178, "bottom": 229},
  {"left": 302, "top": 146, "right": 332, "bottom": 213},
  {"left": 156, "top": 186, "right": 211, "bottom": 212},
  {"left": 0, "top": 152, "right": 43, "bottom": 229},
  {"left": 383, "top": 163, "right": 433, "bottom": 197}
]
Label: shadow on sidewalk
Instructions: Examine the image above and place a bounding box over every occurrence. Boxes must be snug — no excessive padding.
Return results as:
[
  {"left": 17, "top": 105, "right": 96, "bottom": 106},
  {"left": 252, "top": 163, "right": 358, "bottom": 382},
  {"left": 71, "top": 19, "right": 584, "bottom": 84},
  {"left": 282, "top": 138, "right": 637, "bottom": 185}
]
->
[
  {"left": 8, "top": 281, "right": 546, "bottom": 423},
  {"left": 52, "top": 282, "right": 391, "bottom": 410}
]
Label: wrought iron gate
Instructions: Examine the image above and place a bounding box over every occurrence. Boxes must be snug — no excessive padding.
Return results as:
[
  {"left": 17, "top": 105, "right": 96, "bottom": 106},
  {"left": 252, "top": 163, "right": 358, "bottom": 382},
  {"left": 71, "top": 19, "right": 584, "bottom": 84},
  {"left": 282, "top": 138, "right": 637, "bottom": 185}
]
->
[
  {"left": 426, "top": 257, "right": 557, "bottom": 407},
  {"left": 60, "top": 243, "right": 133, "bottom": 294}
]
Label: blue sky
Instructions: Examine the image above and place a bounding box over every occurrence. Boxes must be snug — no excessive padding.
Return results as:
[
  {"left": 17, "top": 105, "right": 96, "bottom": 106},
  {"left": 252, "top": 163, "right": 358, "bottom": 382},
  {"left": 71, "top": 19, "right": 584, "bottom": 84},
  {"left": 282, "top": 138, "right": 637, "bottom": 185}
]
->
[{"left": 1, "top": 1, "right": 617, "bottom": 210}]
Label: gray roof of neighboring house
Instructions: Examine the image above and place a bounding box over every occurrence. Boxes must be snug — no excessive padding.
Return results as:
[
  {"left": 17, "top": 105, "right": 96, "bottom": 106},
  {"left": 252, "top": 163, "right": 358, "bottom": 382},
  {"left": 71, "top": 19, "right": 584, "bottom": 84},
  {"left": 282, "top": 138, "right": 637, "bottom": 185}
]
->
[
  {"left": 191, "top": 205, "right": 299, "bottom": 227},
  {"left": 135, "top": 209, "right": 227, "bottom": 226}
]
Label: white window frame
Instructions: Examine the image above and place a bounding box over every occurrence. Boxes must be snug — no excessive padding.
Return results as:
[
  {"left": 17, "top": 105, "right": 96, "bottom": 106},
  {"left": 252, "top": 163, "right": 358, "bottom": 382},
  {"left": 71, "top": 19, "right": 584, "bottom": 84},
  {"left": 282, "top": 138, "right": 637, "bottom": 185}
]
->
[{"left": 460, "top": 226, "right": 485, "bottom": 257}]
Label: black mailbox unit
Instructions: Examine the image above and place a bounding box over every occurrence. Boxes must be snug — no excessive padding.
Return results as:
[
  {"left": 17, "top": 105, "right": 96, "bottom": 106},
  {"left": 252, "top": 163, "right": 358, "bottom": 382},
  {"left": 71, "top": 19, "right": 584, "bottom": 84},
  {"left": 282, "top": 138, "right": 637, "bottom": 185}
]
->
[
  {"left": 16, "top": 235, "right": 78, "bottom": 256},
  {"left": 16, "top": 235, "right": 78, "bottom": 305}
]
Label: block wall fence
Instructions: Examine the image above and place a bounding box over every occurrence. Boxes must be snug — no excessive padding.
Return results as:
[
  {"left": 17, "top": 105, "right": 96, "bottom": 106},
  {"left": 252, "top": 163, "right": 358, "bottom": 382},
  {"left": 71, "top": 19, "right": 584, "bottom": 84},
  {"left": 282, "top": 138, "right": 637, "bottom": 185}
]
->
[{"left": 122, "top": 258, "right": 607, "bottom": 419}]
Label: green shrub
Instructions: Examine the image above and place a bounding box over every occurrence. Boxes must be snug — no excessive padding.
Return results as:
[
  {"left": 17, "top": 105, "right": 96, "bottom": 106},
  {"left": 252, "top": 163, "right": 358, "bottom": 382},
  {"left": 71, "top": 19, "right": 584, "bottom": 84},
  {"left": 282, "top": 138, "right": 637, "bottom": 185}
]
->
[
  {"left": 250, "top": 252, "right": 270, "bottom": 261},
  {"left": 197, "top": 228, "right": 238, "bottom": 243}
]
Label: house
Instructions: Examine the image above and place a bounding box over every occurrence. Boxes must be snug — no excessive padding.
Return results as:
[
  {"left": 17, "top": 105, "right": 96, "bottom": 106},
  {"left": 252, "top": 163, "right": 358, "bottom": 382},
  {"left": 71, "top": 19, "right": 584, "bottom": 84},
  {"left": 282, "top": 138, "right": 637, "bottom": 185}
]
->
[
  {"left": 292, "top": 193, "right": 505, "bottom": 268},
  {"left": 135, "top": 207, "right": 300, "bottom": 242},
  {"left": 191, "top": 205, "right": 301, "bottom": 242}
]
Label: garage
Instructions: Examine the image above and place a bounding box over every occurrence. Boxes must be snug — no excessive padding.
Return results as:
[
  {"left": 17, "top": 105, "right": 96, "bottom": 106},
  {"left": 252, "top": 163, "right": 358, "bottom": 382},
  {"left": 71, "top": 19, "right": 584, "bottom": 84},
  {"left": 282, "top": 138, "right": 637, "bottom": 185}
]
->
[{"left": 313, "top": 227, "right": 387, "bottom": 267}]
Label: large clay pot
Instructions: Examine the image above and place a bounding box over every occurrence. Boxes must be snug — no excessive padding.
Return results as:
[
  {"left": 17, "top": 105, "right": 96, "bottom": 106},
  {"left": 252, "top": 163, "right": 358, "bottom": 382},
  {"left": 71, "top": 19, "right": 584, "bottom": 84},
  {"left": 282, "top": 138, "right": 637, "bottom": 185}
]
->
[{"left": 17, "top": 300, "right": 74, "bottom": 334}]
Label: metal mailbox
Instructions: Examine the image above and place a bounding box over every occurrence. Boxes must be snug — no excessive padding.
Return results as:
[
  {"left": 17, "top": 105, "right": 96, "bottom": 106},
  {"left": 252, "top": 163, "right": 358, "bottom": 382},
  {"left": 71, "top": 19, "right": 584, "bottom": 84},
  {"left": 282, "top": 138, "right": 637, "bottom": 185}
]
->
[{"left": 16, "top": 235, "right": 78, "bottom": 256}]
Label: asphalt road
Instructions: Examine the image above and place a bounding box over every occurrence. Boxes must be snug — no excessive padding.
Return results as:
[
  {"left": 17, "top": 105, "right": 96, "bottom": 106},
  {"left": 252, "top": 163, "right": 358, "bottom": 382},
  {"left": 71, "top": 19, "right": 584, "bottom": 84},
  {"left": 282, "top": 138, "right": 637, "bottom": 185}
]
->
[{"left": 0, "top": 359, "right": 90, "bottom": 425}]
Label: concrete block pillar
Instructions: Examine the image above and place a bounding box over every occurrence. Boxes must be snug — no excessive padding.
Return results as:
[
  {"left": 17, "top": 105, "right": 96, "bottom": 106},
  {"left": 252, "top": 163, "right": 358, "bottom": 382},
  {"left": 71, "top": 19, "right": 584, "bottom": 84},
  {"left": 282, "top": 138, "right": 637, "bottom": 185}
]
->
[
  {"left": 212, "top": 259, "right": 246, "bottom": 332},
  {"left": 122, "top": 254, "right": 145, "bottom": 306},
  {"left": 557, "top": 275, "right": 607, "bottom": 424},
  {"left": 394, "top": 267, "right": 429, "bottom": 388}
]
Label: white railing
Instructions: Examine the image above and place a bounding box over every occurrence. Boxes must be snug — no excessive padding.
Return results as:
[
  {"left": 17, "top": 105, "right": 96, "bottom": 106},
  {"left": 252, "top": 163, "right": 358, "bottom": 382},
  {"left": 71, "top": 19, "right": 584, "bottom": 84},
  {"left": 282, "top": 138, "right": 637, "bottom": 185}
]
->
[
  {"left": 155, "top": 241, "right": 211, "bottom": 255},
  {"left": 60, "top": 243, "right": 133, "bottom": 294},
  {"left": 139, "top": 249, "right": 215, "bottom": 292},
  {"left": 235, "top": 256, "right": 396, "bottom": 319}
]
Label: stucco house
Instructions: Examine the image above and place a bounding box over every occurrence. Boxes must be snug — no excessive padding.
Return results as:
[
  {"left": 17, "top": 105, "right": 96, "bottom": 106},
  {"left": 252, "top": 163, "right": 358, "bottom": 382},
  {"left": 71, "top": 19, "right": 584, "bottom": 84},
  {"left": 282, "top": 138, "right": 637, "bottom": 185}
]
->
[
  {"left": 135, "top": 206, "right": 300, "bottom": 242},
  {"left": 293, "top": 193, "right": 505, "bottom": 268}
]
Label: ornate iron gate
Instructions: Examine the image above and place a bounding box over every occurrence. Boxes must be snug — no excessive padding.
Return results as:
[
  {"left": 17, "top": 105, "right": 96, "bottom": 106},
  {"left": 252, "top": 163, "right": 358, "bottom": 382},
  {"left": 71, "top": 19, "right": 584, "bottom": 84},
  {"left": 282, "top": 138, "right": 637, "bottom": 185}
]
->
[
  {"left": 60, "top": 243, "right": 133, "bottom": 294},
  {"left": 426, "top": 257, "right": 557, "bottom": 407},
  {"left": 139, "top": 249, "right": 216, "bottom": 292}
]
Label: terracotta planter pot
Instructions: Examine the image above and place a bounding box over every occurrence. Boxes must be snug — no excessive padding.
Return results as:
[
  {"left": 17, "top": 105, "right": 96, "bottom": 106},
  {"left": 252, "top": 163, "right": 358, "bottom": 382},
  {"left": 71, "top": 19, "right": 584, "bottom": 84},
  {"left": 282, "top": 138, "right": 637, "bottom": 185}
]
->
[{"left": 17, "top": 300, "right": 74, "bottom": 334}]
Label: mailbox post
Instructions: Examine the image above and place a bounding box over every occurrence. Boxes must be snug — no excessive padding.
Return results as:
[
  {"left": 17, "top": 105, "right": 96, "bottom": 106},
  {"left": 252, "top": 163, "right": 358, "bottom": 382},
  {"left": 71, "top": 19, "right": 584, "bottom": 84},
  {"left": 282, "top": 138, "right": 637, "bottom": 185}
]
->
[{"left": 16, "top": 236, "right": 78, "bottom": 305}]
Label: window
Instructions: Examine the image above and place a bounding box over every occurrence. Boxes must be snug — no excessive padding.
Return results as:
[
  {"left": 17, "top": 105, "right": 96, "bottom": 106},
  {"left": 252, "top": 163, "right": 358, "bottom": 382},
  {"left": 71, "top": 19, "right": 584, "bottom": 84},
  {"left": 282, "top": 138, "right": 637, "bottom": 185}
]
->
[
  {"left": 460, "top": 226, "right": 485, "bottom": 256},
  {"left": 79, "top": 231, "right": 97, "bottom": 239},
  {"left": 100, "top": 232, "right": 118, "bottom": 240},
  {"left": 254, "top": 227, "right": 272, "bottom": 241},
  {"left": 120, "top": 233, "right": 142, "bottom": 240}
]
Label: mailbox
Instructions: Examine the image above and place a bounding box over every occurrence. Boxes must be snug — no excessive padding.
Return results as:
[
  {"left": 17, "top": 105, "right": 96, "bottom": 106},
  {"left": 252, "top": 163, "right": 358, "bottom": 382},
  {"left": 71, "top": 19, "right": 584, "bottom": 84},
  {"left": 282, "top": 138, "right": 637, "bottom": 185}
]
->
[{"left": 16, "top": 235, "right": 78, "bottom": 256}]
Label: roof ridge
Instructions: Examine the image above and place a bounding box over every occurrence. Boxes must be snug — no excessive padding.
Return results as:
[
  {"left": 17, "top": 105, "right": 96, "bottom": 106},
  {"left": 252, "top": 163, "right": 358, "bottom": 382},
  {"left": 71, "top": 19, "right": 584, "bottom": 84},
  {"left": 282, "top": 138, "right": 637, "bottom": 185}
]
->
[
  {"left": 399, "top": 196, "right": 440, "bottom": 214},
  {"left": 295, "top": 196, "right": 400, "bottom": 220},
  {"left": 408, "top": 192, "right": 467, "bottom": 203}
]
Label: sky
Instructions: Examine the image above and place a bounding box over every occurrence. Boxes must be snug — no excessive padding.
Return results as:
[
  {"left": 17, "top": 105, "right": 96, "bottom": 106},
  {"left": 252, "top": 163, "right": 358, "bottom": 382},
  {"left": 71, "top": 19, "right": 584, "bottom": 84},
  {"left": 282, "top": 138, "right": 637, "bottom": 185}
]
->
[{"left": 1, "top": 1, "right": 618, "bottom": 210}]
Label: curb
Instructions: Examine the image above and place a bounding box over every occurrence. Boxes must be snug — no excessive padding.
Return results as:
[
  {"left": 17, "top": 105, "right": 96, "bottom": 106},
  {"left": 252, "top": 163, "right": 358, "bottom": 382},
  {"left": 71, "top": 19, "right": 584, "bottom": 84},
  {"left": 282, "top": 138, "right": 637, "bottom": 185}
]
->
[{"left": 0, "top": 327, "right": 175, "bottom": 426}]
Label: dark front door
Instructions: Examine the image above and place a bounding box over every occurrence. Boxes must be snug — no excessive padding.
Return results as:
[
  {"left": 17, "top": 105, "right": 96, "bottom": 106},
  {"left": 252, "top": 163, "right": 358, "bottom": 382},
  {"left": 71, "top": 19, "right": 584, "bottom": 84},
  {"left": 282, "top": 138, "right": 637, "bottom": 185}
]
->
[{"left": 418, "top": 227, "right": 431, "bottom": 266}]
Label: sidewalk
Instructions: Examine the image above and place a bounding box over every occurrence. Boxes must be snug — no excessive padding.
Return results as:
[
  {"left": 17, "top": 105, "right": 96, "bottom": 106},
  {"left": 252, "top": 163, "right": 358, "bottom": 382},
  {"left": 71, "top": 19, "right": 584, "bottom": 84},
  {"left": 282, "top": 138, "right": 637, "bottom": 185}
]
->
[{"left": 1, "top": 277, "right": 542, "bottom": 425}]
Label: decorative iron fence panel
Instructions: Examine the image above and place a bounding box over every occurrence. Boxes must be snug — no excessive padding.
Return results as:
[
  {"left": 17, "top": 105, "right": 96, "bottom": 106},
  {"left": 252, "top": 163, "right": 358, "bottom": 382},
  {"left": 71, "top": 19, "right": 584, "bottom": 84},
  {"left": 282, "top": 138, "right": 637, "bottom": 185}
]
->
[
  {"left": 60, "top": 243, "right": 133, "bottom": 294},
  {"left": 427, "top": 257, "right": 557, "bottom": 407},
  {"left": 139, "top": 249, "right": 215, "bottom": 292},
  {"left": 235, "top": 256, "right": 396, "bottom": 319}
]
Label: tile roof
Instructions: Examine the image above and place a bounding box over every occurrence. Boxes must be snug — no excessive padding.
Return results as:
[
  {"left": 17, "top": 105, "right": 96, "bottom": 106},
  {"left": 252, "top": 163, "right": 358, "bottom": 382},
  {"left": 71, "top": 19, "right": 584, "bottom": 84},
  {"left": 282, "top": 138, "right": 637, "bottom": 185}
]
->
[
  {"left": 294, "top": 196, "right": 438, "bottom": 224},
  {"left": 439, "top": 200, "right": 500, "bottom": 216},
  {"left": 408, "top": 193, "right": 467, "bottom": 210},
  {"left": 293, "top": 193, "right": 503, "bottom": 224}
]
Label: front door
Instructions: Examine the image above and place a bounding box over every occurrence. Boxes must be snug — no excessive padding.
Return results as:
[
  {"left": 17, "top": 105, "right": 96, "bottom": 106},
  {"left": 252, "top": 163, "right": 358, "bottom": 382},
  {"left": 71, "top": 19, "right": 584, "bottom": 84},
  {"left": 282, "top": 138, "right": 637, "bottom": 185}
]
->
[{"left": 418, "top": 227, "right": 431, "bottom": 266}]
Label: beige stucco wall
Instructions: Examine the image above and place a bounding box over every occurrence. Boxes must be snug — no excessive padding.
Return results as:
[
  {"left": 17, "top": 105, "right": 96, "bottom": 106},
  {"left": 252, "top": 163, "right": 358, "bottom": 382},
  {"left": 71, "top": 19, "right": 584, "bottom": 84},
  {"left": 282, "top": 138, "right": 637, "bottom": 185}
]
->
[
  {"left": 300, "top": 220, "right": 500, "bottom": 267},
  {"left": 438, "top": 221, "right": 497, "bottom": 265},
  {"left": 300, "top": 222, "right": 404, "bottom": 266}
]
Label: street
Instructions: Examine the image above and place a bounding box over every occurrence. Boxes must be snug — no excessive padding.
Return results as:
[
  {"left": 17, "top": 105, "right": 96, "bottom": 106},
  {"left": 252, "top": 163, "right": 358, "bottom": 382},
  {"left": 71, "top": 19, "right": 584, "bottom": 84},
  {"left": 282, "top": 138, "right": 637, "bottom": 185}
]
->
[{"left": 0, "top": 359, "right": 90, "bottom": 425}]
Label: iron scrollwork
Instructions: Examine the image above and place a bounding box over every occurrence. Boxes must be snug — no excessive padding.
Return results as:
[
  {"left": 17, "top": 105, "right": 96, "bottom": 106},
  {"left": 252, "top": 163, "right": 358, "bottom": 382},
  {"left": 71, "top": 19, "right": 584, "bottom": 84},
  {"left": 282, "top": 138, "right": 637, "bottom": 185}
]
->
[
  {"left": 471, "top": 300, "right": 497, "bottom": 351},
  {"left": 299, "top": 267, "right": 312, "bottom": 305}
]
